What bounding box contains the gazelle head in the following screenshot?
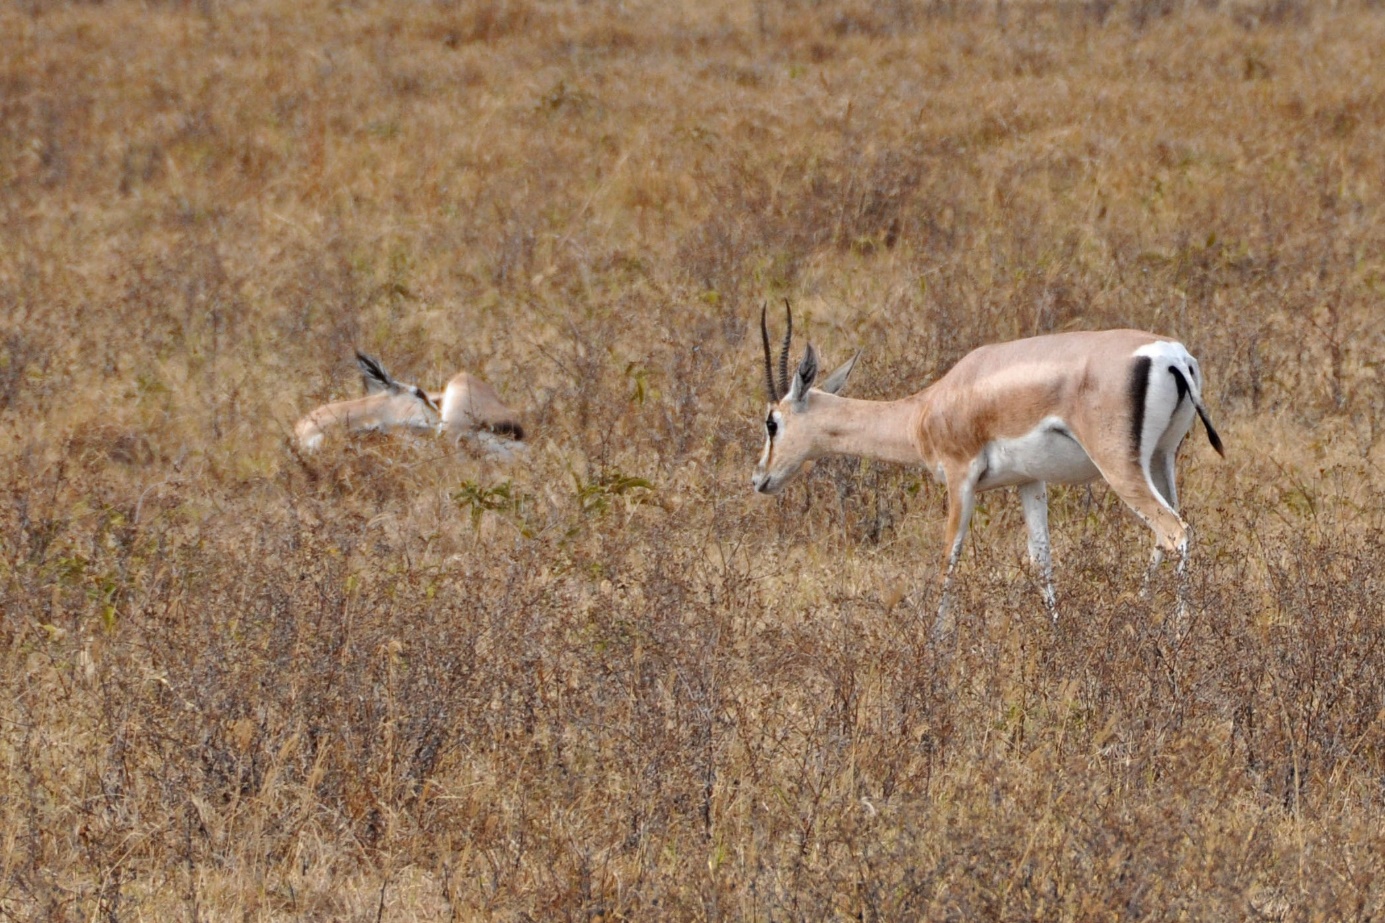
[295,352,445,453]
[355,351,442,432]
[751,302,858,495]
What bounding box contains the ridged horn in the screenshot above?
[760,302,778,402]
[777,300,793,401]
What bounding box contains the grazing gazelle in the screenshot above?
[438,370,526,459]
[294,352,441,452]
[751,304,1224,625]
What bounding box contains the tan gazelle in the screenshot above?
[438,370,526,460]
[751,304,1224,627]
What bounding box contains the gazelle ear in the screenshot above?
[356,351,396,395]
[819,350,860,395]
[786,344,818,407]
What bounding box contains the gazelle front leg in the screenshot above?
[1018,481,1058,623]
[934,461,982,639]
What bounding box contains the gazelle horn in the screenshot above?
[760,302,779,402]
[777,300,793,400]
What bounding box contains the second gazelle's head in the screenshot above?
[751,302,858,495]
[355,351,442,433]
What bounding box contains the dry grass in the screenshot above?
[3,0,1385,919]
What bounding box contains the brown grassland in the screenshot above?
[3,0,1385,918]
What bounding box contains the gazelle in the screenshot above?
[752,304,1224,626]
[294,352,441,452]
[438,371,526,460]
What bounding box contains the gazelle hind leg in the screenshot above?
[1149,446,1178,512]
[1096,453,1190,603]
[1018,481,1058,623]
[1114,472,1193,629]
[1141,545,1164,598]
[1171,526,1192,633]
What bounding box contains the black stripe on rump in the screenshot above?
[1128,355,1152,462]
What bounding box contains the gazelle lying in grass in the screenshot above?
[295,352,527,457]
[294,352,441,452]
[751,304,1224,627]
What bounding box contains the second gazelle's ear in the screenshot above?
[357,351,396,396]
[819,350,860,396]
[786,343,819,407]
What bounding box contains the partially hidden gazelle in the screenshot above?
[751,304,1224,627]
[438,371,526,460]
[294,352,442,452]
[295,352,527,457]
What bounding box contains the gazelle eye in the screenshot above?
[766,417,778,438]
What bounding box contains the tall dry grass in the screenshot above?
[2,0,1384,918]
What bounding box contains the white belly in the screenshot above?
[977,417,1100,490]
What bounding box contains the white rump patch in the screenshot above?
[1133,339,1194,368]
[1132,340,1200,511]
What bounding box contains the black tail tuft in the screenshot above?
[1168,364,1224,457]
[487,420,525,441]
[1197,404,1224,457]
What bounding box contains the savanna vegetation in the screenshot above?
[3,0,1384,918]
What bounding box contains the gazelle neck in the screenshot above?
[810,392,922,466]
